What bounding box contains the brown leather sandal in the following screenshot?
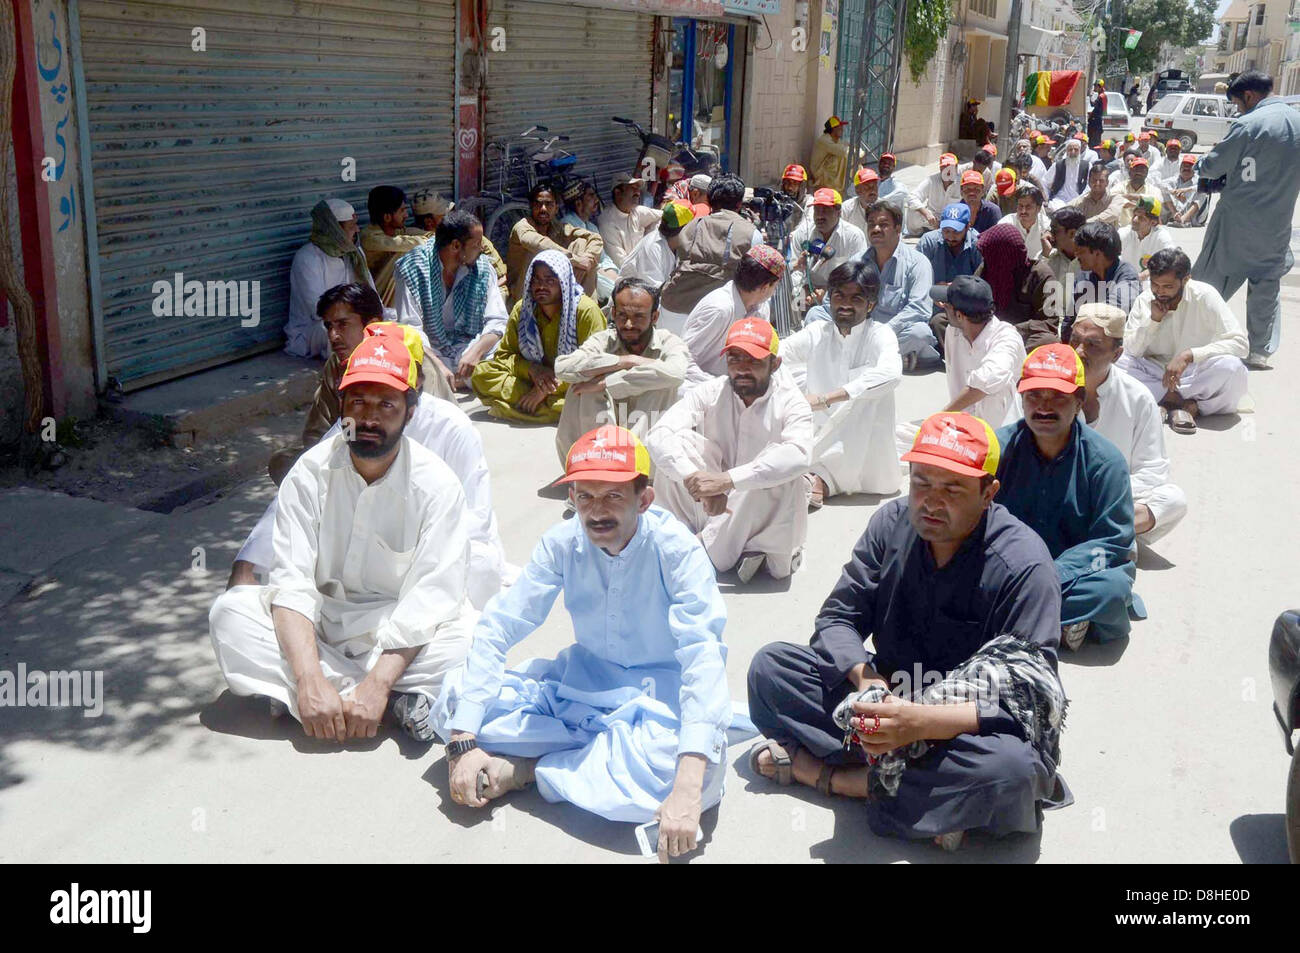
[749,739,798,785]
[815,762,837,797]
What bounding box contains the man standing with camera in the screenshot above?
[1191,70,1300,369]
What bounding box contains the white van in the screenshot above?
[1143,93,1238,151]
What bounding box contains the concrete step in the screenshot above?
[103,352,319,448]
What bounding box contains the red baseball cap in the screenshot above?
[1129,156,1149,168]
[811,187,843,206]
[782,164,808,182]
[901,413,1001,479]
[339,334,417,392]
[994,168,1018,195]
[960,170,984,187]
[854,167,880,185]
[939,152,958,168]
[1018,343,1086,394]
[981,143,998,155]
[722,317,779,360]
[881,152,896,162]
[553,425,651,485]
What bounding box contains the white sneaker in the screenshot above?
[736,552,765,584]
[1061,621,1090,651]
[1245,352,1271,370]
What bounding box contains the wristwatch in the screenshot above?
[446,737,478,758]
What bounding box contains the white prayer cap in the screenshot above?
[1075,303,1127,338]
[326,198,355,221]
[689,174,712,191]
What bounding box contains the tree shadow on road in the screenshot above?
[0,480,279,789]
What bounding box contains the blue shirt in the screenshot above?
[446,505,732,762]
[916,228,983,285]
[994,420,1134,594]
[855,241,933,329]
[972,200,1002,233]
[1073,257,1140,317]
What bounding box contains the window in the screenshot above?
[1193,97,1221,117]
[1180,97,1196,115]
[1255,3,1266,25]
[970,0,997,17]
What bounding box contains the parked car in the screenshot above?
[1144,92,1238,151]
[1148,69,1193,111]
[1102,92,1131,134]
[1268,609,1300,862]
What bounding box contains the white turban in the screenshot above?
[326,198,355,221]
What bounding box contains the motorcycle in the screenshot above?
[1268,610,1300,862]
[612,116,719,205]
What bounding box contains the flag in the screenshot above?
[1123,29,1142,51]
[1023,70,1084,107]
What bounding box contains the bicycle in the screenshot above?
[459,125,583,251]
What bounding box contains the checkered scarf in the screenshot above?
[517,250,582,364]
[832,635,1067,798]
[394,243,492,356]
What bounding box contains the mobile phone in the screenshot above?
[634,820,706,858]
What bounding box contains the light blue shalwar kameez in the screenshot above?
[1191,97,1300,356]
[434,505,752,823]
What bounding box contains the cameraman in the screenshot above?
[1191,70,1300,368]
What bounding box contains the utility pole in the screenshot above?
[998,0,1025,160]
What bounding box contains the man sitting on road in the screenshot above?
[434,426,742,862]
[560,180,619,306]
[1158,155,1211,228]
[934,275,1026,428]
[393,210,509,393]
[411,188,508,293]
[1116,248,1249,436]
[995,344,1138,649]
[999,183,1051,259]
[1070,304,1187,547]
[231,321,511,609]
[619,201,694,288]
[917,203,982,289]
[360,185,432,306]
[681,246,784,381]
[960,169,1002,233]
[841,167,882,233]
[598,174,662,270]
[1066,162,1124,227]
[506,183,604,306]
[854,201,937,371]
[906,152,961,237]
[790,188,868,323]
[781,262,902,506]
[1119,197,1177,285]
[471,250,607,424]
[1114,156,1161,228]
[555,277,690,464]
[1046,138,1089,208]
[746,412,1069,850]
[1068,221,1141,341]
[287,199,374,359]
[210,334,479,742]
[647,318,813,584]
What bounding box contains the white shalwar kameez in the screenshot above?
[235,393,510,609]
[618,229,677,286]
[1086,364,1187,545]
[287,243,372,359]
[1117,280,1249,417]
[210,434,479,720]
[646,373,813,577]
[680,281,771,382]
[943,316,1028,427]
[780,318,902,495]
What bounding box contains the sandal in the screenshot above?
[1169,408,1197,434]
[806,473,825,511]
[815,762,837,797]
[749,739,798,786]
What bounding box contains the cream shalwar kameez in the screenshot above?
[646,373,813,578]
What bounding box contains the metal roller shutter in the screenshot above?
[75,0,456,390]
[482,0,653,201]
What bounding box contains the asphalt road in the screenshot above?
[0,150,1297,864]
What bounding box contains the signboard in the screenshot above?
[722,0,781,14]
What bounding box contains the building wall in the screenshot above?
[893,23,963,164]
[2,140,24,447]
[743,0,834,184]
[27,0,96,416]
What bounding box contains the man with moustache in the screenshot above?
[917,203,982,287]
[506,183,604,305]
[266,282,385,486]
[209,334,479,742]
[933,275,1026,427]
[841,167,882,233]
[958,169,1002,234]
[995,344,1138,649]
[789,188,868,322]
[434,426,741,863]
[746,412,1069,849]
[228,321,511,610]
[1070,304,1187,546]
[780,262,902,506]
[647,318,814,583]
[1068,222,1140,341]
[1116,248,1248,435]
[906,153,962,236]
[855,202,937,371]
[1066,162,1124,227]
[554,277,690,463]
